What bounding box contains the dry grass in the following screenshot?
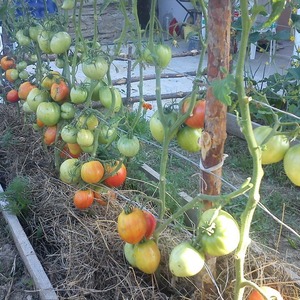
[0,104,299,299]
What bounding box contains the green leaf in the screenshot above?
[211,74,235,106]
[291,13,300,33]
[262,0,286,29]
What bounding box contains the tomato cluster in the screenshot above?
[118,207,160,274]
[149,96,205,153]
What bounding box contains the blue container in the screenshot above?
[15,0,57,18]
[188,35,200,51]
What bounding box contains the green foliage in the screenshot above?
[2,176,32,217]
[211,73,235,106]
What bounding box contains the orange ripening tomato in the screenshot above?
[0,56,15,70]
[67,143,82,158]
[117,207,147,244]
[6,89,19,103]
[73,189,94,210]
[18,81,36,100]
[248,286,283,300]
[43,126,57,145]
[81,160,105,184]
[5,68,18,82]
[36,118,45,128]
[50,80,69,102]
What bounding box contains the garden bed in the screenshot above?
[0,104,299,299]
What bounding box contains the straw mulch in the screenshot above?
[0,103,299,299]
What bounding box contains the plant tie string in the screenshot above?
[199,154,228,173]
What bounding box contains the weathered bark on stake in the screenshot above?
[200,0,231,297]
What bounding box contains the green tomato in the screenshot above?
[169,242,205,277]
[61,0,75,10]
[99,86,122,112]
[29,24,43,41]
[149,110,178,143]
[60,102,76,120]
[50,31,72,54]
[253,126,290,165]
[177,126,202,152]
[283,143,300,186]
[59,158,81,184]
[55,57,65,69]
[80,144,94,154]
[98,123,118,144]
[70,86,88,104]
[26,88,50,112]
[16,61,27,71]
[117,135,140,157]
[36,102,61,126]
[37,30,53,54]
[19,70,29,80]
[77,129,94,147]
[16,30,31,46]
[124,243,137,267]
[155,44,172,68]
[61,124,78,144]
[199,209,240,257]
[22,101,34,113]
[82,56,108,80]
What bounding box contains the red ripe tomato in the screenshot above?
[50,80,69,102]
[182,98,206,129]
[117,207,147,244]
[248,286,283,300]
[81,160,105,184]
[6,89,19,103]
[43,126,57,145]
[143,211,157,239]
[18,81,36,100]
[104,162,127,187]
[73,189,94,210]
[0,56,15,70]
[133,239,161,274]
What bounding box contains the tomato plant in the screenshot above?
[6,89,19,103]
[93,186,113,206]
[59,158,81,184]
[253,126,289,165]
[117,207,147,244]
[133,239,161,274]
[51,80,70,102]
[50,31,72,54]
[18,82,36,100]
[76,114,99,130]
[181,98,206,128]
[248,286,283,300]
[199,209,240,257]
[169,242,205,277]
[37,30,53,54]
[36,102,61,126]
[177,126,202,152]
[76,129,94,147]
[43,126,57,146]
[149,110,178,143]
[16,29,31,46]
[0,56,15,70]
[104,162,127,187]
[117,135,140,157]
[16,61,27,71]
[81,160,105,184]
[61,0,75,10]
[82,56,108,80]
[283,143,300,186]
[73,189,94,210]
[67,143,82,158]
[143,44,172,68]
[143,211,156,239]
[29,24,42,41]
